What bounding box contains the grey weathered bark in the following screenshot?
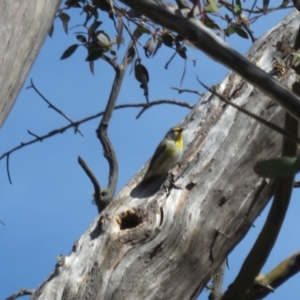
[0,0,61,129]
[30,9,300,300]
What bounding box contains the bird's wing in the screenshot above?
[147,142,167,170]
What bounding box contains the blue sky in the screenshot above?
[0,2,298,299]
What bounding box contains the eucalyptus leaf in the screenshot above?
[60,44,79,60]
[254,157,300,179]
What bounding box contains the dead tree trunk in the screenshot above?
[30,10,300,300]
[0,0,61,128]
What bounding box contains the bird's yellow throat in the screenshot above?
[175,131,183,150]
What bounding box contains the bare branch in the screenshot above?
[27,79,84,136]
[95,30,145,210]
[95,62,125,209]
[119,0,300,121]
[101,53,119,71]
[198,80,300,145]
[171,86,203,97]
[6,154,12,184]
[135,99,193,119]
[78,156,102,213]
[28,130,42,140]
[0,100,192,184]
[222,24,300,300]
[248,250,300,299]
[5,288,34,300]
[222,120,297,300]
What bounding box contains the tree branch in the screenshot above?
[95,30,146,210]
[171,86,203,97]
[197,80,300,145]
[78,156,102,213]
[6,154,12,184]
[27,79,84,136]
[119,0,300,121]
[222,23,300,300]
[0,100,192,183]
[135,99,193,118]
[249,250,300,299]
[5,288,34,300]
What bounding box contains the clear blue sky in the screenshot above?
[0,2,298,299]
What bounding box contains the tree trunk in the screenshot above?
[0,0,61,129]
[30,10,300,300]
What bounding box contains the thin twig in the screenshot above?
[171,86,203,97]
[135,99,193,119]
[119,0,300,122]
[0,100,192,184]
[165,51,177,69]
[5,288,34,300]
[78,156,102,213]
[27,79,84,136]
[28,130,41,140]
[6,154,12,184]
[197,79,300,145]
[101,53,119,71]
[248,249,300,299]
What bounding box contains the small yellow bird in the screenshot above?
[143,126,184,182]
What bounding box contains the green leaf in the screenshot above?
[96,0,111,12]
[234,0,242,15]
[225,26,235,37]
[48,23,54,37]
[177,47,187,59]
[59,12,70,34]
[274,55,286,67]
[85,49,103,61]
[89,20,102,36]
[254,157,300,179]
[203,14,221,30]
[134,60,150,102]
[208,0,218,13]
[110,49,117,56]
[135,62,149,83]
[161,31,174,47]
[60,44,79,60]
[89,60,95,75]
[65,0,81,8]
[231,24,249,39]
[76,35,87,43]
[134,27,151,36]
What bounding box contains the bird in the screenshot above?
[142,126,184,182]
